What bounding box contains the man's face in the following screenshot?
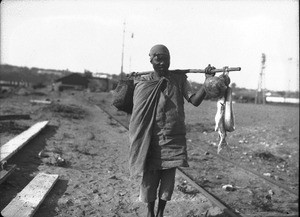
[151,54,170,74]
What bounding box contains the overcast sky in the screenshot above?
[1,0,299,91]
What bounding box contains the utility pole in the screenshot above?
[286,57,293,98]
[129,33,134,73]
[255,53,266,104]
[120,21,126,79]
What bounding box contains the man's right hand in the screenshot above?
[204,64,216,79]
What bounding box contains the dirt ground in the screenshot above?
[0,89,228,217]
[0,87,298,216]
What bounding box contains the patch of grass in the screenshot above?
[251,190,274,212]
[185,210,203,217]
[45,103,87,119]
[107,116,119,127]
[253,151,285,163]
[73,142,98,156]
[100,99,106,104]
[186,123,215,133]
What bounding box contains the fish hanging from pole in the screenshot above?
[214,86,235,153]
[204,68,235,153]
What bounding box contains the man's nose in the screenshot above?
[159,60,166,65]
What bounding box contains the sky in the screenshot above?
[0,0,299,91]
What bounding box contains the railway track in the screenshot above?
[92,101,298,217]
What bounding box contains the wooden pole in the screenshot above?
[120,21,126,79]
[128,67,241,77]
[255,53,266,104]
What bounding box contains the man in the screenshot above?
[129,44,215,217]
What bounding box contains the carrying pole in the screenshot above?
[128,67,241,77]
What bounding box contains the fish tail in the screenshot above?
[217,137,227,154]
[214,124,218,132]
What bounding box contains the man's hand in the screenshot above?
[204,64,216,79]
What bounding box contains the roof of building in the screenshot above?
[55,73,88,86]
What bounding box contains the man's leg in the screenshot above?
[157,168,176,217]
[140,170,160,217]
[147,201,155,217]
[156,199,166,217]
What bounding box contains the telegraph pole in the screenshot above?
[255,53,266,104]
[129,33,134,73]
[286,57,293,97]
[120,21,126,79]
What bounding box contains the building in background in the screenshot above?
[55,73,89,91]
[54,72,117,92]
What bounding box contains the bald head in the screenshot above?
[149,44,170,61]
[149,44,170,74]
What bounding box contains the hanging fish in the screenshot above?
[224,87,235,132]
[215,86,235,153]
[215,96,227,154]
[204,68,236,153]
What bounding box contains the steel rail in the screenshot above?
[177,168,244,217]
[94,104,129,130]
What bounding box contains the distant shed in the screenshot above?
[88,77,117,92]
[55,73,88,91]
